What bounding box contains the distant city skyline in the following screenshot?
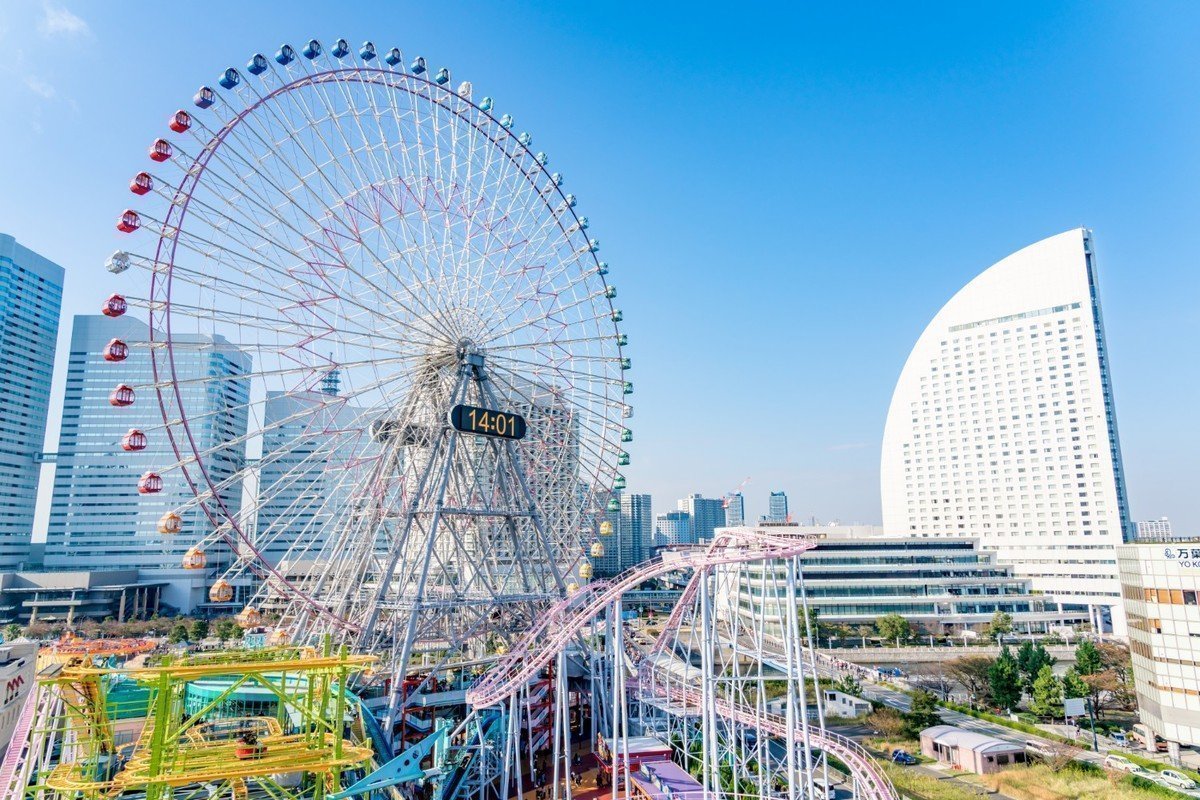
[0,3,1195,534]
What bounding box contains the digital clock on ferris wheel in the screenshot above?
[449,404,527,441]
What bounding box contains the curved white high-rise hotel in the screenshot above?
[881,229,1132,635]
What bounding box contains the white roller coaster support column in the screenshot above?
[698,570,714,796]
[555,646,571,800]
[615,598,630,800]
[465,531,900,800]
[0,684,39,800]
[502,693,516,800]
[786,558,817,800]
[797,559,832,794]
[782,561,804,800]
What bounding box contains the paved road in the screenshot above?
[853,676,1109,768]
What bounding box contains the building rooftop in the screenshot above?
[922,725,1023,754]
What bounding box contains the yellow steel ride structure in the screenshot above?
[32,646,376,800]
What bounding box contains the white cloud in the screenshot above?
[38,3,90,37]
[23,75,55,99]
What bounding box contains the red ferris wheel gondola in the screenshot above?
[121,429,147,452]
[130,172,154,195]
[137,472,163,494]
[148,138,173,162]
[169,110,191,133]
[116,210,140,234]
[102,294,128,318]
[109,384,135,407]
[103,339,128,362]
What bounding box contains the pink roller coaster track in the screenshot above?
[466,530,899,800]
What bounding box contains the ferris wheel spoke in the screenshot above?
[155,388,386,488]
[189,92,464,346]
[289,62,442,315]
[237,74,472,344]
[484,364,621,465]
[482,286,615,347]
[485,352,624,390]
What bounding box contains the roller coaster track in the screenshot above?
[466,530,814,708]
[466,531,899,800]
[0,680,61,800]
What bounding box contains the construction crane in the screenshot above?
[722,477,751,508]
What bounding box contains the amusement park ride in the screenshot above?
[1,38,898,800]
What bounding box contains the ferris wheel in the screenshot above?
[103,38,631,668]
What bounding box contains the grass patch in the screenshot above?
[980,762,1182,800]
[880,762,985,800]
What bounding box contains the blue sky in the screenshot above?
[1,2,1197,531]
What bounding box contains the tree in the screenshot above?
[189,618,210,642]
[1037,740,1082,773]
[1017,641,1056,695]
[833,674,862,697]
[876,614,912,646]
[1074,640,1103,675]
[1062,667,1089,700]
[1030,665,1064,717]
[3,624,20,641]
[215,619,240,642]
[903,689,943,737]
[168,624,189,644]
[1096,642,1136,711]
[988,646,1022,711]
[910,665,954,701]
[987,611,1014,641]
[865,707,907,738]
[946,655,995,708]
[805,606,826,643]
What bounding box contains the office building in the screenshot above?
[0,640,36,756]
[255,383,373,566]
[0,234,63,568]
[1118,542,1200,749]
[678,494,726,544]
[1135,518,1175,540]
[880,229,1132,635]
[45,315,249,612]
[722,524,1081,636]
[724,493,745,528]
[0,570,165,626]
[595,492,654,576]
[764,491,789,523]
[655,511,692,547]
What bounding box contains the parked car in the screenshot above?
[1104,754,1139,773]
[1158,770,1199,791]
[891,750,918,765]
[1109,730,1128,746]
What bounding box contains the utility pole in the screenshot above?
[1086,698,1099,752]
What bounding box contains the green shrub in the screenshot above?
[938,700,1086,748]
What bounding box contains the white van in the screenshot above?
[1159,770,1198,791]
[1104,754,1137,773]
